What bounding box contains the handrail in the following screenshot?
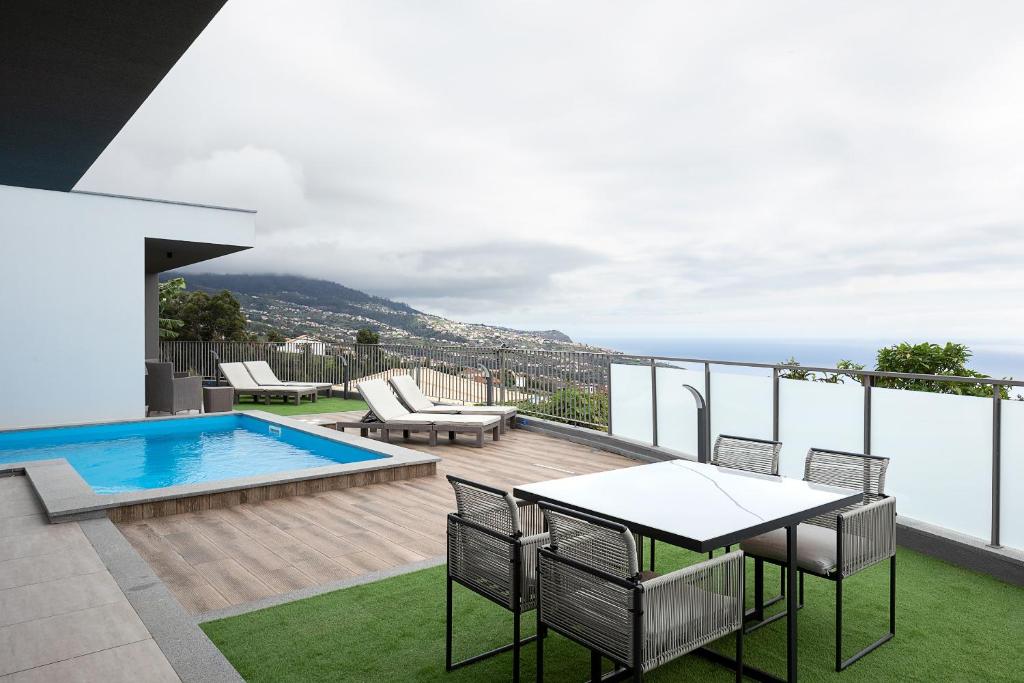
[612,354,1023,387]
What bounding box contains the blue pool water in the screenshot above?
[0,414,386,494]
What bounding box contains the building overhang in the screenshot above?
[0,0,229,191]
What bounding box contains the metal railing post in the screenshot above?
[342,358,350,400]
[863,374,873,455]
[991,384,1002,548]
[650,357,659,447]
[606,355,614,435]
[772,367,780,441]
[704,362,712,447]
[498,349,506,405]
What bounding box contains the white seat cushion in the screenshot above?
[740,523,838,575]
[414,405,517,417]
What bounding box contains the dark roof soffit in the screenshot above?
[0,0,228,191]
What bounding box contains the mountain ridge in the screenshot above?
[162,272,584,348]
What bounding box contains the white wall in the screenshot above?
[0,185,254,429]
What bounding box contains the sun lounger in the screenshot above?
[388,374,517,432]
[243,360,333,397]
[332,379,501,448]
[219,362,318,405]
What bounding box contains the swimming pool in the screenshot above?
[0,414,387,494]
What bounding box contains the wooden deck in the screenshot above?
[118,422,635,615]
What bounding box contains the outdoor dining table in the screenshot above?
[513,459,862,683]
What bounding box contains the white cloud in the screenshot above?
[78,0,1024,342]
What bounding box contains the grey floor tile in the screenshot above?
[0,523,90,563]
[0,639,180,683]
[0,601,151,676]
[0,546,105,591]
[0,515,47,539]
[0,571,124,628]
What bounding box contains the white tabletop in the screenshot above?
[514,459,861,551]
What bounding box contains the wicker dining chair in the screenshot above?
[445,476,548,681]
[536,503,745,682]
[741,448,896,671]
[707,434,788,613]
[711,434,782,476]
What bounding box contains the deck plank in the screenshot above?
[119,426,635,614]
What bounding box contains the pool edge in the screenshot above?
[0,410,440,523]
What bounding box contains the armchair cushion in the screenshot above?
[740,523,838,575]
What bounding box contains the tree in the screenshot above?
[874,342,1006,398]
[355,328,380,345]
[779,342,1006,397]
[163,288,249,342]
[266,329,286,343]
[158,277,186,339]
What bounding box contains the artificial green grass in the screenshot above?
[202,545,1024,682]
[232,397,368,416]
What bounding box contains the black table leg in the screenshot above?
[786,524,798,682]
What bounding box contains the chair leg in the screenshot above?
[835,578,843,672]
[513,610,521,682]
[836,555,897,671]
[649,539,656,572]
[590,651,601,682]
[536,623,546,682]
[445,576,454,671]
[476,431,484,448]
[753,558,765,621]
[890,554,897,635]
[493,426,500,441]
[735,623,744,682]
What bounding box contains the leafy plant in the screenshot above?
[778,356,815,381]
[512,386,608,428]
[874,342,1007,398]
[158,277,186,339]
[818,359,866,384]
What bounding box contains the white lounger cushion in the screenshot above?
[386,413,501,427]
[389,374,436,412]
[244,361,331,390]
[359,379,500,427]
[389,375,516,416]
[219,362,262,390]
[219,363,312,394]
[414,405,516,417]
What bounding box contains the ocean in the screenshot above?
[583,337,1024,380]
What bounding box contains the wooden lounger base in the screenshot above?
[332,421,500,448]
[235,390,319,405]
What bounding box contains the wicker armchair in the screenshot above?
[537,503,744,682]
[741,448,896,671]
[445,476,548,681]
[145,361,202,415]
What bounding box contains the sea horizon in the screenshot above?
[582,336,1024,380]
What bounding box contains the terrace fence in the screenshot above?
[161,340,1023,553]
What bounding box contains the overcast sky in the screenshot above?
[78,1,1024,343]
